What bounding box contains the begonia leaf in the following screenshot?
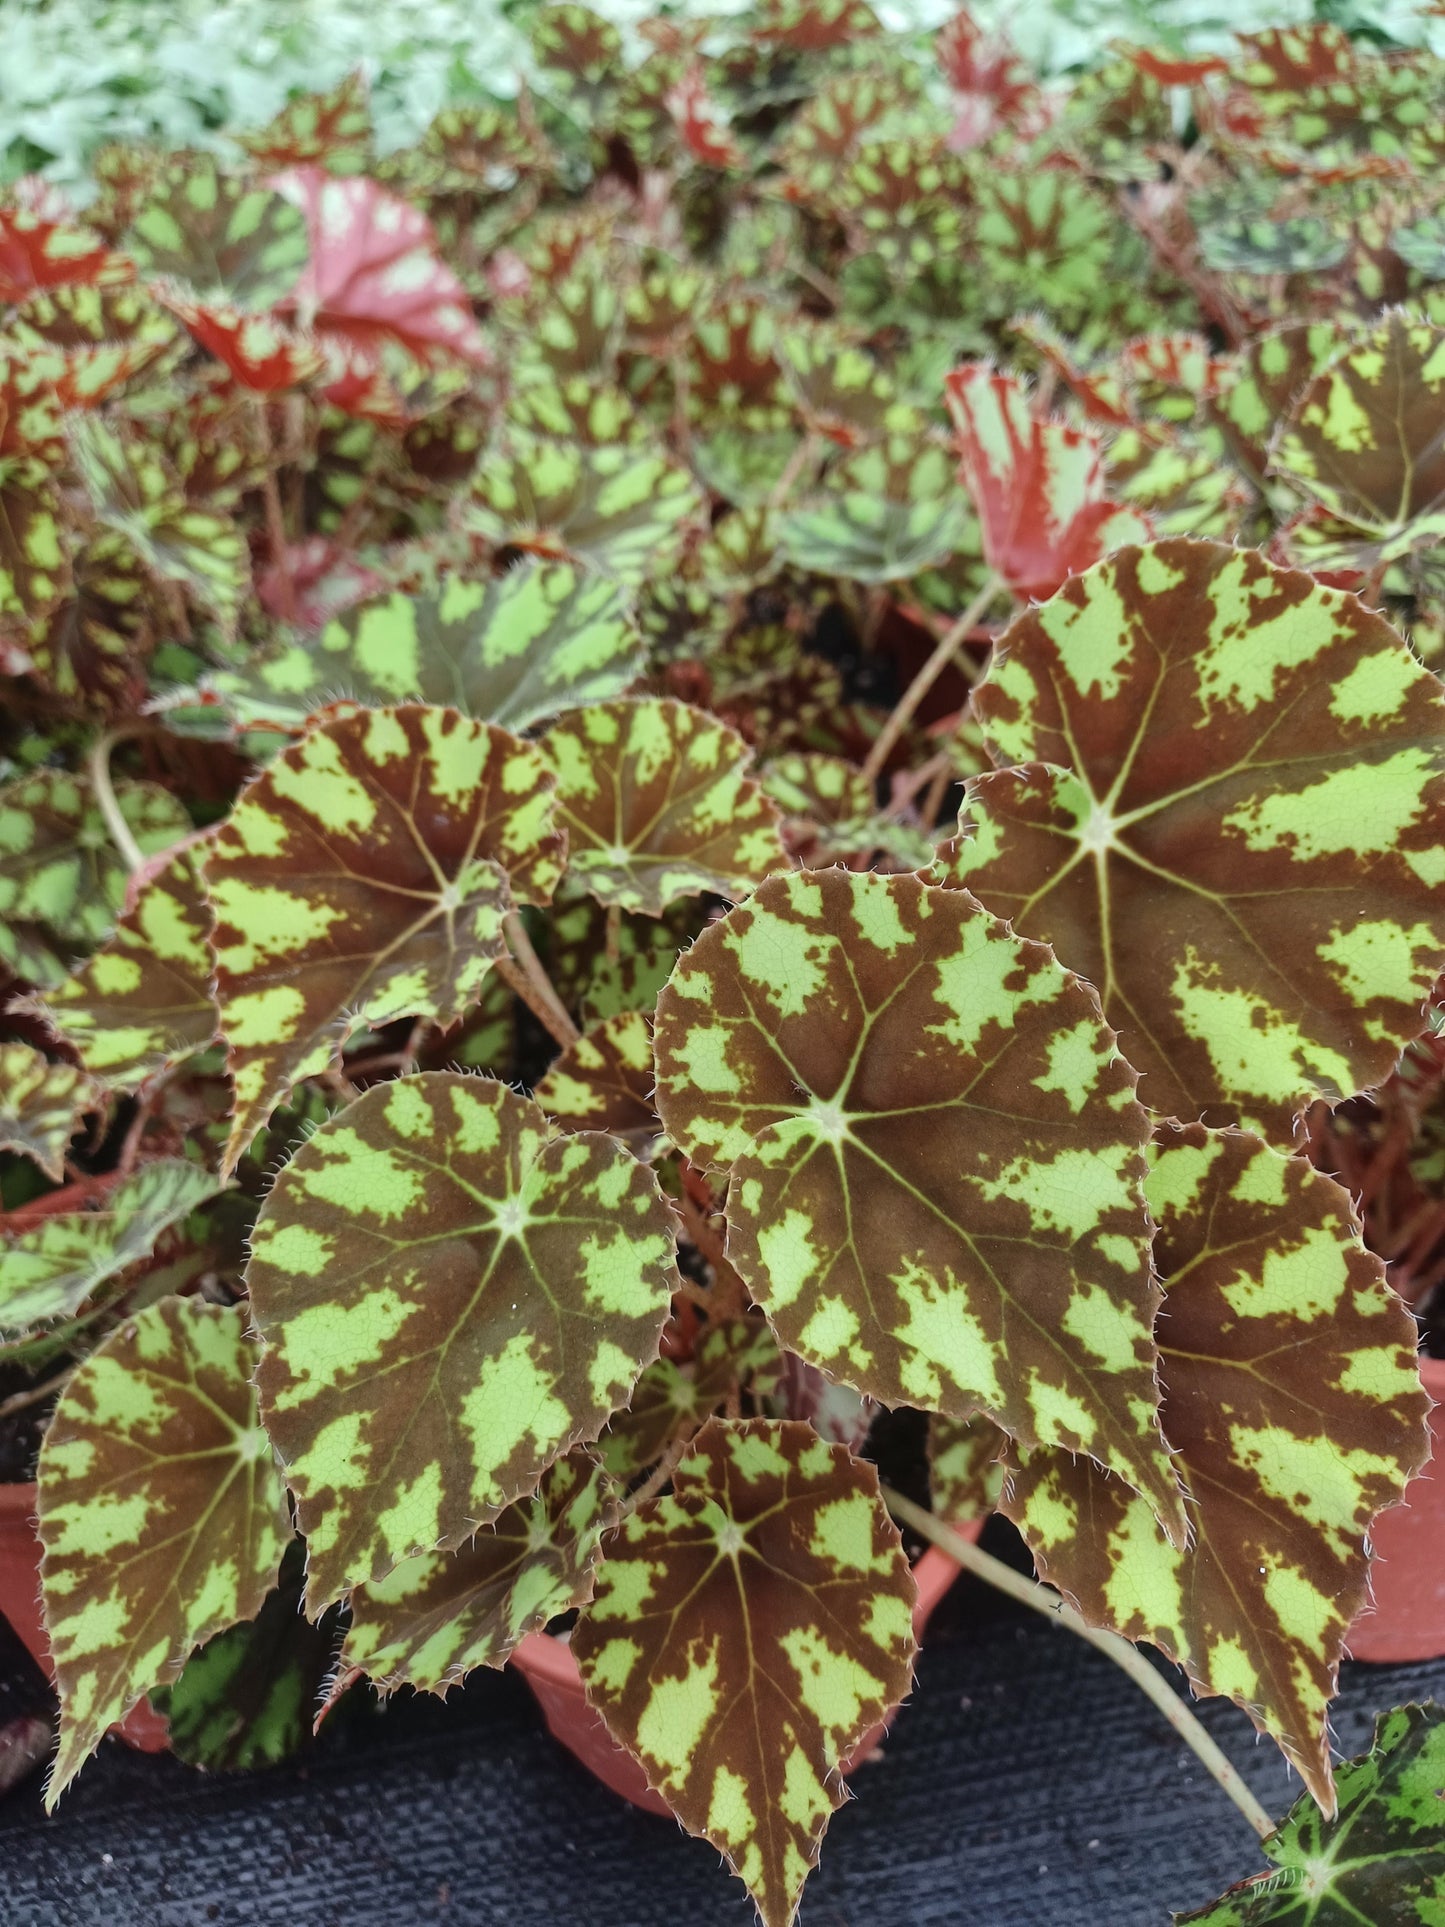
[23,533,152,713]
[754,1349,874,1454]
[944,365,1151,600]
[532,4,625,125]
[0,1158,225,1339]
[160,300,326,393]
[652,868,1184,1535]
[152,1539,342,1772]
[545,886,703,1026]
[833,138,968,267]
[69,418,247,624]
[245,1071,678,1602]
[337,1450,615,1696]
[32,845,217,1088]
[238,74,373,174]
[0,209,130,305]
[212,563,643,735]
[778,432,973,583]
[543,697,787,916]
[124,155,310,307]
[533,1009,658,1142]
[763,752,933,873]
[597,1319,777,1481]
[37,1296,290,1806]
[573,1418,916,1927]
[206,703,564,1172]
[467,430,706,586]
[936,11,1041,152]
[951,539,1445,1136]
[0,768,190,989]
[1212,321,1342,483]
[1176,1701,1445,1926]
[929,1412,1006,1522]
[1003,1125,1428,1811]
[0,1043,95,1181]
[274,166,488,370]
[1270,312,1445,571]
[9,285,180,409]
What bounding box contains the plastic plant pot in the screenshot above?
[1346,1352,1445,1663]
[509,1519,983,1815]
[0,1482,170,1754]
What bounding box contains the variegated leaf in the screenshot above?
[337,1450,615,1695]
[152,1538,342,1772]
[1270,312,1445,571]
[245,1072,678,1603]
[929,1413,1006,1523]
[31,846,216,1088]
[124,154,310,306]
[544,698,787,916]
[574,1418,917,1927]
[778,433,973,583]
[597,1318,777,1481]
[0,1043,95,1181]
[532,1009,658,1142]
[0,769,190,989]
[653,868,1184,1535]
[211,563,644,736]
[945,365,1151,600]
[466,431,706,585]
[0,1159,225,1338]
[953,539,1445,1136]
[37,1296,290,1805]
[1003,1125,1428,1812]
[205,704,564,1172]
[1176,1702,1445,1925]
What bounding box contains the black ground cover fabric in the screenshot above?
[4,1518,1444,1927]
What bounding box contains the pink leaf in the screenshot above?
[271,166,489,370]
[945,364,1151,600]
[936,12,1048,152]
[257,536,383,629]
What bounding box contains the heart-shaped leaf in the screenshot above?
[1176,1702,1445,1925]
[653,867,1184,1535]
[245,1071,677,1602]
[37,1296,290,1806]
[337,1449,615,1695]
[544,698,787,915]
[212,563,644,735]
[206,703,563,1170]
[574,1418,917,1927]
[31,845,216,1088]
[1003,1125,1428,1811]
[0,768,190,989]
[0,1043,95,1181]
[952,539,1445,1135]
[0,1159,226,1339]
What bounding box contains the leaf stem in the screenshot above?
[881,1488,1277,1844]
[861,573,1003,787]
[87,727,147,874]
[499,912,579,1048]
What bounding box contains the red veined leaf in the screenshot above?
[666,64,747,170]
[238,73,373,174]
[935,11,1044,152]
[160,297,327,393]
[944,364,1151,598]
[0,210,131,306]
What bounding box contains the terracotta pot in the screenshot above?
[510,1521,982,1815]
[1346,1353,1445,1663]
[0,1482,169,1753]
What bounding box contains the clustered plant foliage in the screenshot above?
[4,5,1445,1922]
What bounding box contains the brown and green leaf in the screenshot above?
[653,867,1184,1535]
[1003,1125,1428,1812]
[245,1072,677,1603]
[953,538,1445,1136]
[0,1043,96,1180]
[37,1296,291,1805]
[205,703,564,1170]
[574,1418,917,1927]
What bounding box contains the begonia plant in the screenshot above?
[2,8,1445,1923]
